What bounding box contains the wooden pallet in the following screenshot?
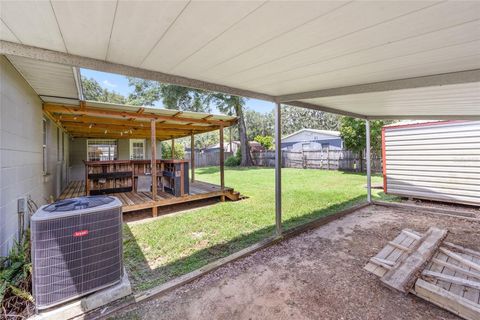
[365,228,480,320]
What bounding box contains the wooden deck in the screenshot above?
[58,180,239,213]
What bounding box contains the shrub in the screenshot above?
[225,155,241,167]
[0,230,34,318]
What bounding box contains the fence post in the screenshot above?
[327,149,330,170]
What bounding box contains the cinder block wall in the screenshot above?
[0,56,67,256]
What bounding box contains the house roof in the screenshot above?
[43,100,236,141]
[282,129,340,141]
[1,1,479,119]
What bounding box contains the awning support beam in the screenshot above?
[365,120,372,203]
[275,102,282,236]
[1,40,274,102]
[219,126,225,202]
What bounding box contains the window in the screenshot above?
[130,139,145,160]
[42,118,48,174]
[87,139,118,161]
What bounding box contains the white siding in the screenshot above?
[1,56,67,256]
[384,121,480,206]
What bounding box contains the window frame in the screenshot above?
[129,139,146,160]
[87,139,118,161]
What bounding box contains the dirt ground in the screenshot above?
[111,205,480,320]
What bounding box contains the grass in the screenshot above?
[123,167,393,291]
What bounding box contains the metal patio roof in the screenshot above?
[1,1,479,119]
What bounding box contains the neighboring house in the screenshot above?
[281,129,343,151]
[205,141,265,153]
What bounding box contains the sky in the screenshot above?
[81,68,274,114]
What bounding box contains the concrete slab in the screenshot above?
[31,269,132,320]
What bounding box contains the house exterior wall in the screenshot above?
[281,130,343,151]
[383,121,480,206]
[69,138,162,181]
[1,56,68,256]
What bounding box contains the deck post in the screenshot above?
[275,102,282,236]
[190,132,195,182]
[171,138,175,159]
[219,125,225,202]
[229,126,233,154]
[366,120,372,203]
[151,119,158,217]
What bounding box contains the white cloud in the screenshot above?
[102,80,117,88]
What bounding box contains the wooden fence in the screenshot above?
[252,149,382,172]
[185,151,233,168]
[185,149,382,172]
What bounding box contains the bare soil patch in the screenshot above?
[111,204,479,320]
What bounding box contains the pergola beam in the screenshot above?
[71,132,192,140]
[1,40,274,102]
[44,103,235,126]
[61,122,211,135]
[277,69,480,102]
[55,114,216,131]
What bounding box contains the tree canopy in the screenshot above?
[82,77,126,104]
[339,117,389,155]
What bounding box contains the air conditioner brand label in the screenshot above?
[73,230,89,237]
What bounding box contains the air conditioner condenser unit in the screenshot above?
[31,196,123,310]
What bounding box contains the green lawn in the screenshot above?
[123,167,391,291]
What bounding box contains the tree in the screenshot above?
[281,105,341,135]
[82,77,126,104]
[126,78,161,106]
[244,110,274,140]
[207,94,253,166]
[339,117,389,170]
[254,135,274,150]
[161,141,185,160]
[160,84,210,112]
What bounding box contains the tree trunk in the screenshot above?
[235,103,253,166]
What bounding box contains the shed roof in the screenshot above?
[44,101,236,141]
[1,1,479,119]
[282,129,340,141]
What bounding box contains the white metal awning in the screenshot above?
[1,1,479,119]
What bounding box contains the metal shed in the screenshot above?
[382,121,480,206]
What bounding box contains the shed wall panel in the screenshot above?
[383,121,480,206]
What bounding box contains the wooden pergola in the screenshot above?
[44,100,237,215]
